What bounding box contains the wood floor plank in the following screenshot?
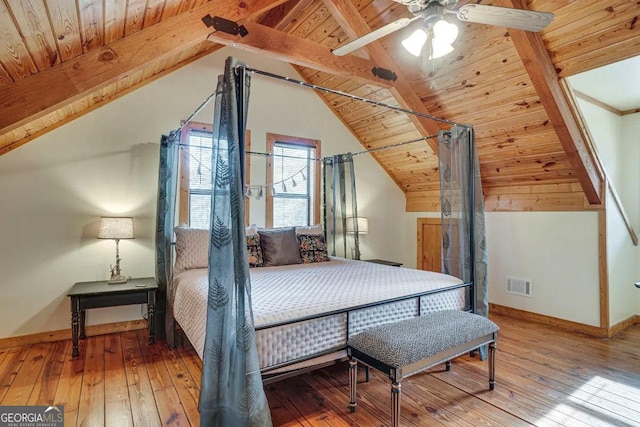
[104,334,134,427]
[497,349,640,418]
[53,340,86,415]
[153,386,191,426]
[136,329,173,392]
[265,391,306,427]
[1,343,52,405]
[122,331,162,427]
[176,346,202,390]
[0,346,30,403]
[76,335,106,427]
[1,315,640,426]
[27,340,67,406]
[159,344,200,426]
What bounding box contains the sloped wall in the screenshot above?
[0,47,405,339]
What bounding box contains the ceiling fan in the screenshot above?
[332,0,554,58]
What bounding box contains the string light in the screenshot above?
[185,148,311,200]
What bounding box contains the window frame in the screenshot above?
[178,122,251,227]
[266,133,321,228]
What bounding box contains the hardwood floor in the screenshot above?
[1,314,640,426]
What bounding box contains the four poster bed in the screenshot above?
[154,57,488,423]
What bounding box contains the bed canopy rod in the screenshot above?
[238,66,461,128]
[179,133,439,161]
[171,63,463,136]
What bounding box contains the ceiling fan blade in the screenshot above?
[456,4,553,32]
[332,17,418,56]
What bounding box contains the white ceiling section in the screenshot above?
[569,55,640,111]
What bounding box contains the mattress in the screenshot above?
[172,257,466,370]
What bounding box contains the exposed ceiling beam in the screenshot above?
[497,0,603,204]
[206,22,395,88]
[259,0,314,30]
[0,0,287,137]
[322,0,441,153]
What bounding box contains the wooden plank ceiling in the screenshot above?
[1,0,639,211]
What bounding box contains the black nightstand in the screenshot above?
[363,259,403,267]
[67,277,157,357]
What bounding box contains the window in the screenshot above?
[266,133,320,228]
[179,122,250,228]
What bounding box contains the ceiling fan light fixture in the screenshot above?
[402,28,428,56]
[430,41,454,59]
[432,19,459,45]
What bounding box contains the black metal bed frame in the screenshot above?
[256,280,473,382]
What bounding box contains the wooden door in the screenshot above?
[417,218,442,272]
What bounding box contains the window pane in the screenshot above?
[189,132,213,191]
[273,198,310,228]
[190,194,211,229]
[272,141,316,227]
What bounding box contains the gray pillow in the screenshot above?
[259,227,302,267]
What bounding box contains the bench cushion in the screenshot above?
[347,310,498,368]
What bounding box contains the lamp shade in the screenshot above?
[97,217,135,239]
[401,28,428,56]
[346,217,369,235]
[433,19,458,45]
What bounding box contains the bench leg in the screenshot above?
[489,341,496,390]
[349,358,358,413]
[391,381,401,427]
[445,360,451,371]
[365,365,370,382]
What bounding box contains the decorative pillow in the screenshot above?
[246,233,264,267]
[297,234,330,263]
[259,227,302,267]
[174,226,209,274]
[295,224,324,235]
[246,224,259,236]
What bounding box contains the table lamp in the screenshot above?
[98,217,135,284]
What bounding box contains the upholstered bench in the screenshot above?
[347,310,499,427]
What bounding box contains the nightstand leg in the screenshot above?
[148,288,156,344]
[148,303,155,344]
[79,310,86,339]
[71,304,80,357]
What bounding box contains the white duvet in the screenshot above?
[172,257,465,369]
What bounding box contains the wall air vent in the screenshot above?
[506,276,532,297]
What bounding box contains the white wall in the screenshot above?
[404,211,601,325]
[575,99,623,188]
[486,212,600,326]
[621,113,640,231]
[606,195,638,324]
[575,99,640,323]
[0,47,405,339]
[620,113,640,314]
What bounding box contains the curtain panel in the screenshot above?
[323,153,361,260]
[155,131,180,343]
[438,125,489,359]
[198,57,272,426]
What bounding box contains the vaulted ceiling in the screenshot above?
[1,0,639,211]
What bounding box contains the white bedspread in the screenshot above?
[173,257,465,368]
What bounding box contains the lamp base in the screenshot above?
[108,274,128,285]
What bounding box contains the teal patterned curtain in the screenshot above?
[323,154,361,259]
[199,57,272,426]
[438,125,488,359]
[155,131,180,343]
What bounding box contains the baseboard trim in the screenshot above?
[0,319,147,349]
[607,315,639,338]
[490,304,640,338]
[489,303,607,337]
